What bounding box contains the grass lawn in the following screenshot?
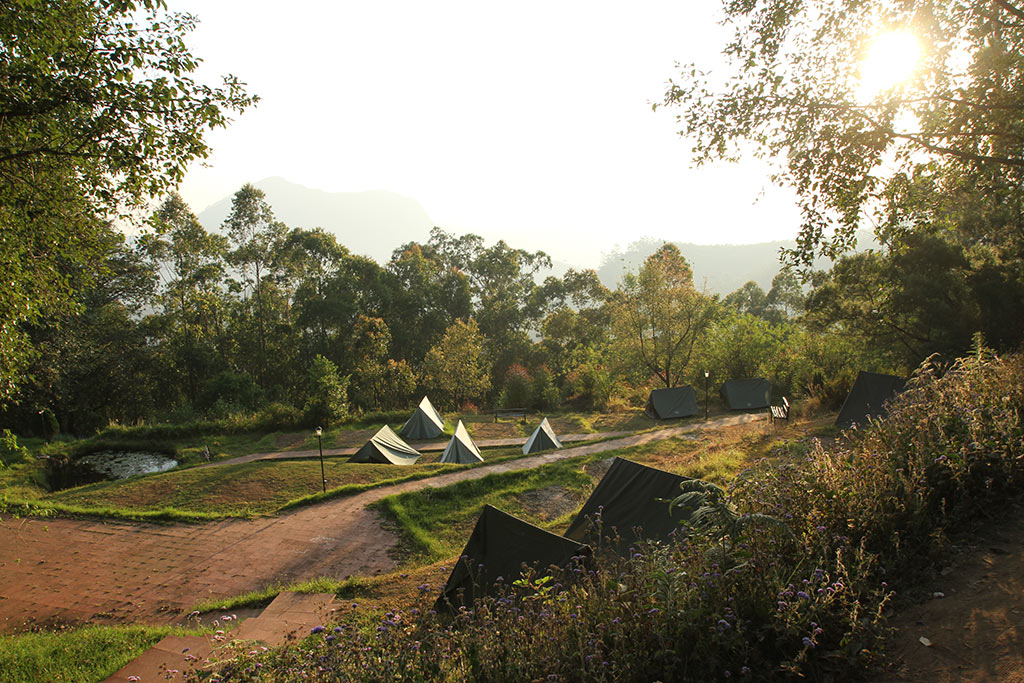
[0,624,206,683]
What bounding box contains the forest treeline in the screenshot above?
[5,181,1015,437]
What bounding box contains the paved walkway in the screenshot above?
[0,414,762,634]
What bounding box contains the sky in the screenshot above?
[171,0,803,265]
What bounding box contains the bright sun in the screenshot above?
[858,30,921,98]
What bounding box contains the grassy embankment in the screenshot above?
[0,411,656,523]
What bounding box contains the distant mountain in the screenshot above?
[197,177,434,263]
[596,233,877,296]
[197,177,871,297]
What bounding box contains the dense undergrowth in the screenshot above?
[184,351,1024,681]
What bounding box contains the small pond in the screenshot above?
[48,450,179,490]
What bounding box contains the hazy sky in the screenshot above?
[171,0,802,264]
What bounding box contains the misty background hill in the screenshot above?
[199,177,867,297]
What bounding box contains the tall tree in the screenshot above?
[610,244,717,388]
[420,318,491,410]
[143,193,229,405]
[223,184,286,386]
[660,0,1024,268]
[0,0,254,403]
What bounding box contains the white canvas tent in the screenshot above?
[350,425,422,465]
[400,396,446,440]
[523,417,562,455]
[440,420,484,464]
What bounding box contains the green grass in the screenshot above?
[0,624,206,683]
[190,576,370,614]
[2,446,527,522]
[374,421,810,567]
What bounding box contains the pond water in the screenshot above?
[76,450,179,480]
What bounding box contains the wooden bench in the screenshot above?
[494,408,528,424]
[770,396,790,423]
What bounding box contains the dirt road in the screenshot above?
[0,414,761,634]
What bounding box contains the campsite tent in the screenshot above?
[564,457,689,554]
[720,378,772,411]
[440,420,484,464]
[349,425,421,465]
[434,505,590,612]
[522,417,562,455]
[399,396,445,440]
[835,371,906,428]
[645,386,698,419]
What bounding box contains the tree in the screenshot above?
[420,318,491,410]
[660,0,1024,268]
[0,0,254,403]
[610,244,716,388]
[143,193,229,406]
[223,184,287,386]
[304,355,349,428]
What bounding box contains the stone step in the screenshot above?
[103,592,336,681]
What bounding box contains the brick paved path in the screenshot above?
[0,414,762,634]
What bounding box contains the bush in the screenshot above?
[498,364,533,409]
[197,371,264,417]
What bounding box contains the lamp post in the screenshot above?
[316,426,326,493]
[704,370,710,421]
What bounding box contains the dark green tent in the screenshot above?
[434,505,590,612]
[399,396,445,440]
[720,378,772,410]
[349,425,421,465]
[835,371,906,428]
[563,457,689,554]
[522,417,562,454]
[645,386,698,419]
[440,420,484,464]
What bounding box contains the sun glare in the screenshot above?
[859,30,921,99]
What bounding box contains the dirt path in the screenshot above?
[874,505,1024,682]
[0,414,761,634]
[199,431,632,468]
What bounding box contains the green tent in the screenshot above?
[564,457,689,554]
[835,371,906,428]
[720,378,772,410]
[440,420,484,464]
[399,396,446,440]
[645,386,698,419]
[522,417,562,454]
[349,425,421,465]
[434,505,590,612]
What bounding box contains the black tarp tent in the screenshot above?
[399,396,446,440]
[835,371,906,428]
[440,420,484,464]
[349,425,421,465]
[434,505,590,612]
[720,378,772,410]
[645,386,698,419]
[522,417,562,455]
[564,457,688,554]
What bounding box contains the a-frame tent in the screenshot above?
[349,425,421,465]
[522,417,562,455]
[440,420,484,464]
[434,505,590,612]
[645,386,698,419]
[563,457,689,555]
[720,378,772,410]
[835,371,906,429]
[399,396,446,440]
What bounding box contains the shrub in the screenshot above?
[304,355,350,429]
